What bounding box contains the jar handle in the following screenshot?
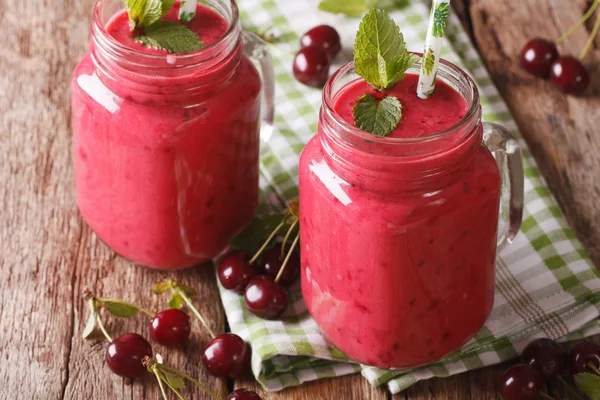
[482,122,524,250]
[242,30,275,142]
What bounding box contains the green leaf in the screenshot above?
[229,213,289,254]
[162,370,186,389]
[176,283,196,299]
[354,9,418,91]
[152,281,172,294]
[134,21,204,53]
[432,2,449,38]
[353,94,402,136]
[99,299,139,318]
[422,48,435,75]
[318,0,409,17]
[161,0,175,15]
[169,292,184,309]
[124,0,164,30]
[574,372,600,400]
[82,312,96,339]
[289,200,299,218]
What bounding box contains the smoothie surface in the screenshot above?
[106,3,229,54]
[334,74,469,139]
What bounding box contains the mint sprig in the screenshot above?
[353,94,402,136]
[123,0,204,54]
[135,21,204,53]
[318,0,409,17]
[352,9,418,136]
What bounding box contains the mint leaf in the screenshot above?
[422,48,435,75]
[124,0,164,30]
[354,9,419,91]
[318,0,409,17]
[161,0,175,15]
[432,2,449,37]
[353,94,402,136]
[574,372,600,400]
[135,21,204,53]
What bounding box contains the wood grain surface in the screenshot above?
[0,0,598,399]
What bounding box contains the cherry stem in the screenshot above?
[175,287,216,339]
[97,297,156,317]
[580,9,600,60]
[557,0,600,44]
[557,375,585,400]
[280,217,299,259]
[540,393,555,400]
[587,361,600,376]
[160,364,221,400]
[249,219,287,265]
[95,312,113,342]
[274,233,300,284]
[153,369,170,400]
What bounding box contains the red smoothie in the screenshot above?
[72,1,262,269]
[299,72,501,368]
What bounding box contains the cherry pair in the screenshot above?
[520,38,589,93]
[293,25,342,87]
[499,338,600,400]
[218,247,299,320]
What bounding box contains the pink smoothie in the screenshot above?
[72,2,261,269]
[299,74,500,368]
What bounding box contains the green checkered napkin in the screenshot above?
[217,0,600,394]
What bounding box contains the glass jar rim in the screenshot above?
[92,0,240,62]
[322,55,481,144]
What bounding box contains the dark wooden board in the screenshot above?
[0,0,598,398]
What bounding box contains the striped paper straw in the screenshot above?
[179,0,197,22]
[417,0,451,99]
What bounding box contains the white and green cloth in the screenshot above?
[218,0,600,394]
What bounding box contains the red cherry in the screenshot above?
[218,251,258,294]
[520,38,559,78]
[300,25,341,59]
[149,309,191,347]
[293,46,331,88]
[259,246,299,285]
[499,364,544,400]
[550,56,590,94]
[105,333,153,378]
[520,338,567,380]
[227,388,263,400]
[202,333,251,378]
[244,275,288,319]
[570,341,600,376]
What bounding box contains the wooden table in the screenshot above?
[1,0,598,398]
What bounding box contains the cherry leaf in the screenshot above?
[153,281,172,294]
[574,372,600,400]
[82,312,96,339]
[289,200,299,218]
[169,292,184,309]
[99,299,139,318]
[162,370,186,389]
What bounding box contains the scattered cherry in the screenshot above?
[105,333,153,378]
[499,364,544,400]
[521,338,567,381]
[520,38,559,78]
[570,341,600,375]
[202,333,251,378]
[227,388,263,400]
[259,246,299,285]
[149,309,191,347]
[218,251,258,294]
[293,46,331,88]
[300,25,341,59]
[244,275,289,319]
[549,56,590,94]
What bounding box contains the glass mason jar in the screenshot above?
[299,59,524,369]
[71,0,274,269]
